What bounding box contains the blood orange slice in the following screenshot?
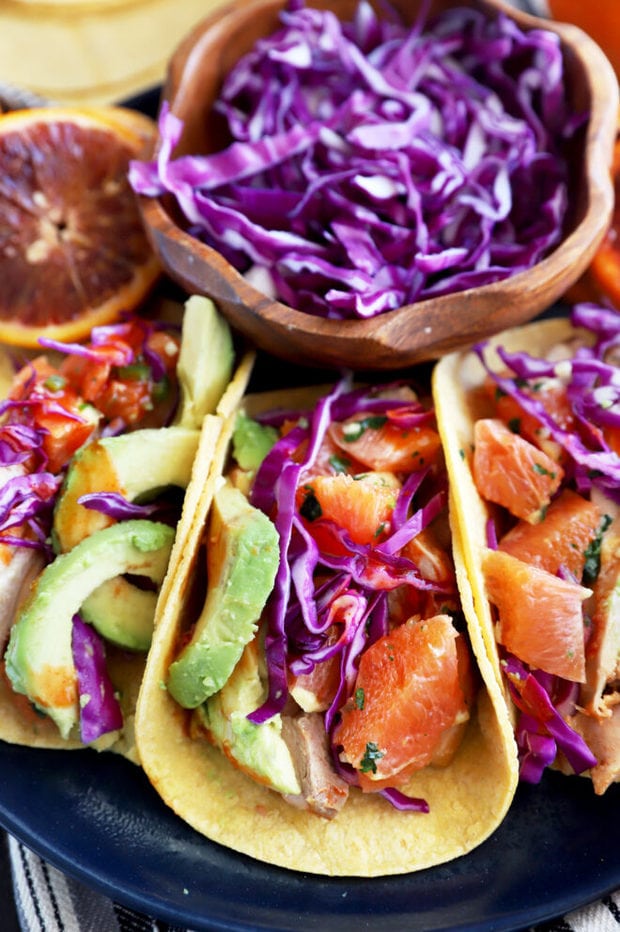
[298,471,400,546]
[0,105,161,347]
[472,417,564,523]
[483,548,590,682]
[333,615,467,790]
[498,488,602,579]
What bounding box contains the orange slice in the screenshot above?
[483,548,589,683]
[333,615,467,789]
[0,105,161,348]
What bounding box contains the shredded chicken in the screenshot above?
[0,547,44,649]
[567,698,620,794]
[581,513,620,718]
[281,712,349,819]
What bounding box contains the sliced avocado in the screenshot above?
[174,295,235,429]
[232,412,278,472]
[167,481,279,709]
[53,426,200,554]
[198,638,301,796]
[5,519,175,739]
[80,577,160,652]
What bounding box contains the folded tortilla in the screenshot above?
[432,315,619,793]
[0,300,255,762]
[135,381,518,876]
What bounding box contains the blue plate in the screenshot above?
[0,738,618,931]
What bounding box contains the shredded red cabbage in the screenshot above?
[0,314,179,746]
[474,304,620,782]
[0,473,59,536]
[502,656,597,780]
[380,786,430,813]
[475,302,620,500]
[77,492,162,521]
[38,336,133,368]
[239,377,463,812]
[248,375,352,722]
[71,614,123,744]
[130,1,579,319]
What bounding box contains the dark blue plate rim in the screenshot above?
[0,740,618,932]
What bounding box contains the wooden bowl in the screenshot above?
[138,0,619,370]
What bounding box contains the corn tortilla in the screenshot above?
[0,312,254,761]
[135,382,519,876]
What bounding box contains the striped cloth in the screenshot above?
[8,834,620,932]
[8,836,188,932]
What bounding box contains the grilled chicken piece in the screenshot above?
[0,546,44,648]
[567,698,620,794]
[581,515,620,718]
[282,711,349,819]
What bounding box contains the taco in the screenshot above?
[135,372,518,876]
[433,304,620,796]
[0,294,253,761]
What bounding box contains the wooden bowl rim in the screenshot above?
[140,0,619,363]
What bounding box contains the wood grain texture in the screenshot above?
[139,0,619,370]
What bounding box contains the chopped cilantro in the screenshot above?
[583,514,612,585]
[360,741,384,774]
[532,462,556,479]
[299,487,322,522]
[508,417,521,434]
[151,376,171,403]
[354,687,365,710]
[117,361,152,381]
[329,453,351,474]
[342,415,387,442]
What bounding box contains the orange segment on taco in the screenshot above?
[0,294,251,760]
[434,306,620,796]
[135,374,518,876]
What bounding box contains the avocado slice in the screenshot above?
[53,426,200,554]
[80,577,160,652]
[4,519,175,739]
[167,481,279,709]
[197,637,301,796]
[174,295,235,429]
[51,426,198,650]
[232,412,278,472]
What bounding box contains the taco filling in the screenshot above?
[0,296,236,753]
[435,303,620,795]
[164,376,488,816]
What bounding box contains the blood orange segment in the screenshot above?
[485,375,576,462]
[9,355,99,473]
[297,471,400,545]
[483,548,590,682]
[333,615,467,789]
[472,417,564,523]
[329,411,441,473]
[402,524,455,585]
[498,488,602,579]
[0,106,160,347]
